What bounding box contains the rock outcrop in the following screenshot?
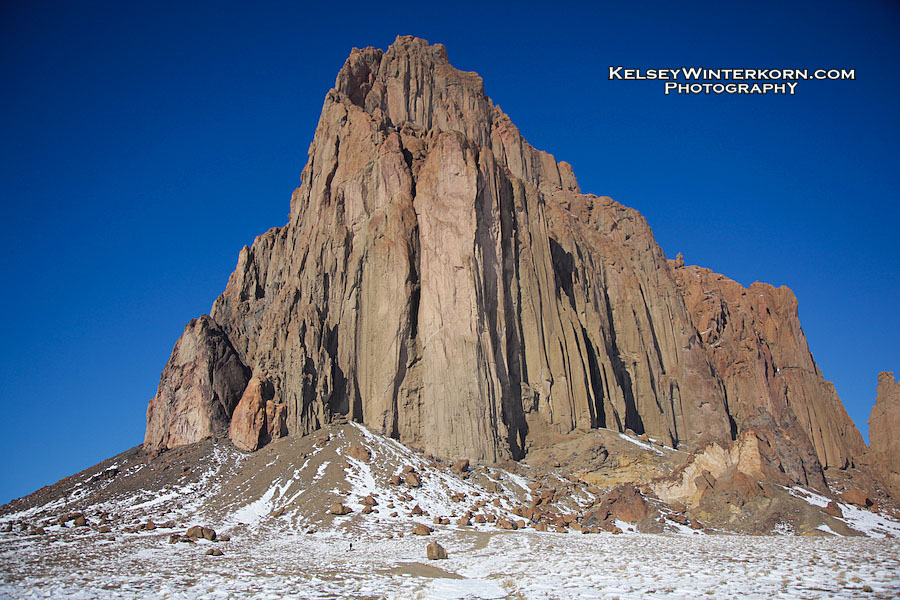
[145,316,250,452]
[228,374,288,451]
[672,265,866,471]
[868,372,900,496]
[143,35,867,488]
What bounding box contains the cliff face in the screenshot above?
[673,265,866,471]
[143,37,865,478]
[868,372,900,496]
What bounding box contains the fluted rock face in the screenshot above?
[144,316,250,452]
[868,372,900,496]
[144,37,859,470]
[673,264,866,471]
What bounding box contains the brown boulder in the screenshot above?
[599,483,648,523]
[328,503,352,515]
[348,444,372,462]
[841,488,873,507]
[404,472,421,488]
[426,541,448,560]
[186,525,216,540]
[824,501,843,518]
[452,459,470,473]
[412,524,432,536]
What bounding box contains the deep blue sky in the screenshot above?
[1,1,897,504]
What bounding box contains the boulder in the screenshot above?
[452,459,470,473]
[328,503,352,516]
[841,488,873,507]
[347,444,372,462]
[824,501,843,518]
[426,541,448,560]
[412,524,432,536]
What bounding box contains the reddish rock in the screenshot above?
[229,374,287,452]
[404,472,421,488]
[186,525,216,540]
[452,459,470,473]
[347,444,372,462]
[597,483,648,523]
[674,264,866,472]
[841,488,873,507]
[824,501,843,518]
[144,316,250,453]
[328,503,352,515]
[868,372,900,498]
[412,524,432,536]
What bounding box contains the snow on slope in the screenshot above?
[2,424,900,599]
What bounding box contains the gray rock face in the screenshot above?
[143,36,865,477]
[144,316,250,452]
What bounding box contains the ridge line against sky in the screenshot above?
[0,0,897,504]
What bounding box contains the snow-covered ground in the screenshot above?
[2,424,899,599]
[1,524,898,599]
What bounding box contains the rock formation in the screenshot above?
[145,316,250,453]
[143,36,869,490]
[672,265,866,472]
[228,374,288,451]
[868,372,900,496]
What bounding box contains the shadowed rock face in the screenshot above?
[143,36,864,474]
[144,316,250,453]
[869,372,900,496]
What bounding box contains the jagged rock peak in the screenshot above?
[868,372,900,496]
[143,37,866,495]
[672,263,866,471]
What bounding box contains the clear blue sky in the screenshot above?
[1,1,897,504]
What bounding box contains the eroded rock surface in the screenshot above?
[673,264,866,471]
[868,372,900,496]
[145,316,250,453]
[142,36,868,492]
